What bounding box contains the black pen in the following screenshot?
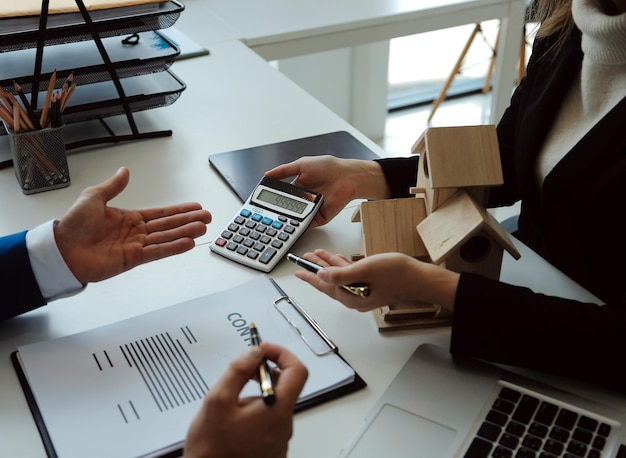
[249,323,276,405]
[287,253,370,298]
[13,81,42,130]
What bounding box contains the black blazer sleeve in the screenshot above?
[0,231,46,321]
[451,272,626,392]
[374,156,419,198]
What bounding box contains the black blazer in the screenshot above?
[377,29,626,391]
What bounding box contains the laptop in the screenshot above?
[339,343,626,458]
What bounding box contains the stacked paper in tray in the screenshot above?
[0,0,167,18]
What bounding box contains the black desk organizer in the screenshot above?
[0,0,186,151]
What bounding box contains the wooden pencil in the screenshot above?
[0,88,15,114]
[39,70,56,128]
[5,91,35,131]
[0,97,13,127]
[60,83,77,112]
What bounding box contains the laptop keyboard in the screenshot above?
[464,381,619,458]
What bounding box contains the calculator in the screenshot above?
[209,176,324,272]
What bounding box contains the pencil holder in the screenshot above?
[5,124,70,194]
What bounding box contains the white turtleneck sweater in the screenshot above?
[536,0,626,186]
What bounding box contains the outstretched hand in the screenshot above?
[54,167,212,284]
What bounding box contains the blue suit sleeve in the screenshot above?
[0,231,46,321]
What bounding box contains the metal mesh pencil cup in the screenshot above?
[6,124,70,194]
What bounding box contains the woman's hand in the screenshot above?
[265,156,390,227]
[293,249,459,313]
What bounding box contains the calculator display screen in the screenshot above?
[256,189,307,214]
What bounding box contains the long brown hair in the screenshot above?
[529,0,575,51]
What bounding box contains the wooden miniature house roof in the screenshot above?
[411,125,503,189]
[416,190,521,265]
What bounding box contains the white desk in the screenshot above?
[0,38,428,458]
[0,40,598,458]
[178,0,527,139]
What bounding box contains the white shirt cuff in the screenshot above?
[26,219,86,302]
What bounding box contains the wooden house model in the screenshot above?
[411,124,503,213]
[352,125,521,331]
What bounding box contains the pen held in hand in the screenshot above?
[249,323,276,405]
[287,253,371,298]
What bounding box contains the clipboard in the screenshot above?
[209,130,380,202]
[12,276,366,458]
[267,278,366,412]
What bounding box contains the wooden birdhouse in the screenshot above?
[411,125,502,214]
[417,189,520,279]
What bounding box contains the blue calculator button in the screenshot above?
[240,209,252,217]
[271,220,283,229]
[261,216,273,225]
[251,213,263,221]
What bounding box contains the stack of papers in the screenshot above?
[0,0,167,18]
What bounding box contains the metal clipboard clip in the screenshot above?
[269,278,337,356]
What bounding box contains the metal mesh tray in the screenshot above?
[56,68,186,124]
[0,1,184,52]
[1,31,179,94]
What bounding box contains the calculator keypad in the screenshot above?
[213,209,300,267]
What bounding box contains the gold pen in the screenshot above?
[249,323,276,405]
[287,253,370,298]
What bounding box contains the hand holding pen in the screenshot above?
[184,342,308,458]
[287,253,370,297]
[289,249,458,315]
